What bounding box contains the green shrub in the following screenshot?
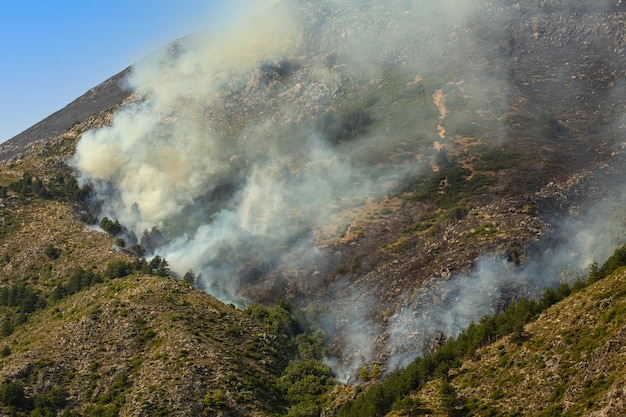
[279,360,332,403]
[0,381,25,407]
[44,244,61,260]
[0,346,10,357]
[100,217,122,236]
[536,405,564,417]
[104,261,132,279]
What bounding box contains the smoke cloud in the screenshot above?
[72,0,626,381]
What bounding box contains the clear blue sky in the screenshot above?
[0,1,263,142]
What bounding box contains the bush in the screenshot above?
[279,360,332,403]
[285,402,321,417]
[44,244,61,260]
[80,212,98,225]
[33,386,67,412]
[204,389,225,409]
[67,268,103,294]
[0,284,43,313]
[104,261,132,279]
[0,381,25,407]
[0,346,10,357]
[100,217,122,236]
[246,303,298,337]
[1,318,13,337]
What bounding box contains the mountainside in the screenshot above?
[334,257,626,416]
[0,69,132,162]
[0,130,299,416]
[452,267,626,416]
[0,0,626,416]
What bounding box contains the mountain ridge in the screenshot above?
[0,68,132,163]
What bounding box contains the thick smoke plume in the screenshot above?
[73,0,459,302]
[72,0,626,381]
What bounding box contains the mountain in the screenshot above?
[0,0,625,416]
[0,69,132,163]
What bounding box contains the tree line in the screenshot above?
[2,171,90,202]
[337,243,626,417]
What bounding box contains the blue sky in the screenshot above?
[0,1,261,142]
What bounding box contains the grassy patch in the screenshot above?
[469,223,499,240]
[474,148,524,172]
[400,161,494,209]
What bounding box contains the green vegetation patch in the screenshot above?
[469,223,499,240]
[400,161,494,209]
[474,148,524,172]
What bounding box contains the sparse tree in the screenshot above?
[130,243,145,257]
[149,256,170,277]
[44,244,61,260]
[183,269,196,285]
[440,379,457,415]
[140,226,165,253]
[1,317,13,337]
[213,389,225,408]
[370,364,381,380]
[359,365,370,381]
[131,202,141,222]
[203,391,213,408]
[100,217,122,236]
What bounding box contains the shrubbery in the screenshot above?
[44,244,61,260]
[0,284,44,313]
[337,243,626,417]
[7,171,89,202]
[244,302,333,415]
[0,381,25,407]
[52,268,103,301]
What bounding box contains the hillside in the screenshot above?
[0,122,305,416]
[452,267,626,416]
[330,245,626,416]
[0,0,625,416]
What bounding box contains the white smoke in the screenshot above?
[72,0,447,295]
[71,0,626,381]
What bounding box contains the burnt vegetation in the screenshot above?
[319,107,374,144]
